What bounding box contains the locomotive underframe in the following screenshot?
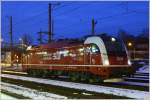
[24,64,134,81]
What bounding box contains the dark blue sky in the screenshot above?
[1,1,149,44]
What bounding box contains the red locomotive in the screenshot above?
[23,35,135,82]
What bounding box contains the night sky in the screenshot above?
[1,1,149,44]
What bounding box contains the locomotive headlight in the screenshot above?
[104,60,109,66]
[128,59,131,65]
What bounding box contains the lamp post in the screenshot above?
[19,38,23,67]
[127,42,135,60]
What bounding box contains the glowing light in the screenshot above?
[79,48,84,52]
[2,70,27,75]
[69,53,76,57]
[27,46,32,50]
[104,60,109,66]
[128,60,131,65]
[80,52,84,55]
[59,50,69,56]
[69,53,72,56]
[111,37,116,42]
[36,52,47,55]
[128,42,132,47]
[19,38,22,41]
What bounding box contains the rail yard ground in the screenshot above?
[1,63,149,99]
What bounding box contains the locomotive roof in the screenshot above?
[38,40,84,49]
[29,35,119,51]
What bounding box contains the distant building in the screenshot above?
[1,42,27,65]
[126,37,149,60]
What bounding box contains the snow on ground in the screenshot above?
[136,65,149,73]
[132,75,149,79]
[1,82,67,100]
[1,93,17,100]
[1,74,149,99]
[138,61,146,65]
[117,81,149,87]
[124,77,149,81]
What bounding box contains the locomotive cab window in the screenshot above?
[90,44,100,54]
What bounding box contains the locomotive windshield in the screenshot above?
[91,44,100,54]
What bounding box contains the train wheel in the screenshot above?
[88,78,94,83]
[69,72,80,81]
[31,69,37,77]
[56,70,63,76]
[95,75,103,83]
[88,74,103,83]
[27,69,32,76]
[42,69,49,78]
[52,71,58,76]
[80,72,89,82]
[35,69,43,77]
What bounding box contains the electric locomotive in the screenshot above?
[22,35,135,82]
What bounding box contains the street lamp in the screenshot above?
[127,42,135,60]
[19,38,24,67]
[128,42,132,47]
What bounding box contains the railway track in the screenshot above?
[1,74,130,99]
[121,71,149,87]
[2,70,149,89]
[1,74,149,99]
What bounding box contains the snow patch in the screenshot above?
[124,77,149,81]
[117,81,149,87]
[1,82,67,100]
[1,93,17,100]
[136,65,149,73]
[1,74,149,99]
